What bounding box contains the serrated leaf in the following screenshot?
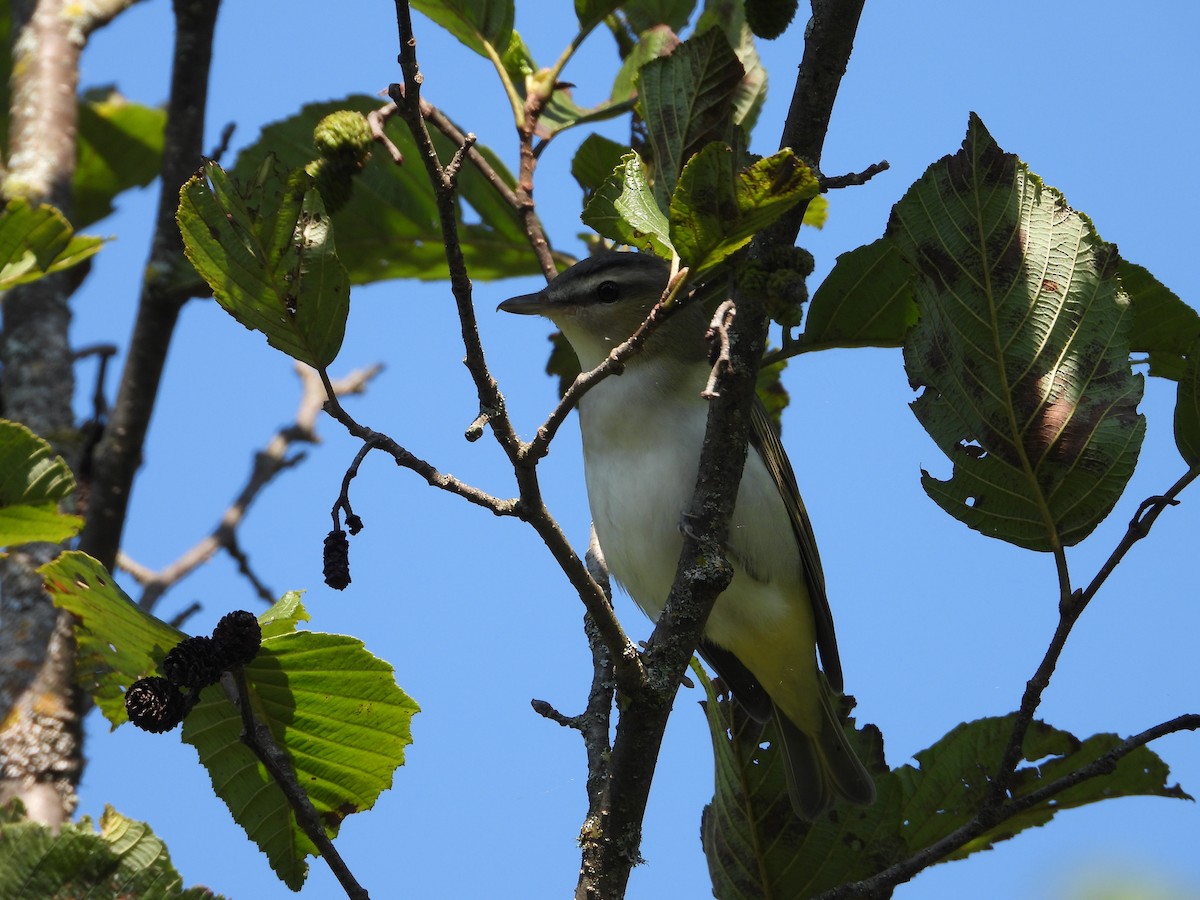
[259,590,311,639]
[801,238,918,351]
[0,419,83,546]
[696,0,768,131]
[178,159,350,368]
[0,802,222,899]
[639,26,745,206]
[410,0,513,58]
[74,89,167,228]
[582,151,674,256]
[42,551,185,725]
[234,97,536,283]
[893,113,1145,550]
[1121,258,1200,382]
[183,631,419,890]
[1174,336,1200,466]
[0,199,104,292]
[669,144,817,273]
[698,664,899,900]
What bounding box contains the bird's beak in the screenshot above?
[497,290,553,316]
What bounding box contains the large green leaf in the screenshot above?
[183,626,418,890]
[74,89,167,228]
[800,238,918,351]
[1174,336,1200,467]
[178,159,350,369]
[233,97,536,283]
[638,26,745,206]
[0,420,83,547]
[410,0,514,58]
[43,551,185,724]
[668,144,817,273]
[0,198,103,292]
[0,803,222,899]
[893,114,1145,550]
[699,663,1187,899]
[581,151,674,257]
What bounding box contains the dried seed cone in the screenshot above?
[162,635,223,690]
[125,677,186,733]
[212,609,262,668]
[324,529,351,590]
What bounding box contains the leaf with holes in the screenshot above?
[582,151,674,257]
[0,420,83,547]
[183,629,418,890]
[1121,259,1200,381]
[1174,336,1200,466]
[893,113,1144,550]
[178,159,349,369]
[669,144,817,274]
[42,551,185,725]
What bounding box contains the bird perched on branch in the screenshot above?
[500,251,875,818]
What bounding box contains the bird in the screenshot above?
[499,250,875,818]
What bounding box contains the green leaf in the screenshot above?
[638,26,745,206]
[669,144,817,273]
[42,551,185,726]
[178,159,350,368]
[0,802,223,899]
[801,238,918,351]
[259,590,311,639]
[73,89,167,228]
[698,664,900,900]
[571,134,632,197]
[233,97,537,283]
[582,151,674,257]
[575,0,623,30]
[802,193,829,229]
[755,355,790,430]
[893,114,1145,550]
[0,199,104,292]
[1174,336,1200,467]
[410,0,514,58]
[1121,259,1200,381]
[183,630,419,890]
[624,0,696,32]
[894,717,1189,862]
[610,26,679,104]
[696,0,769,131]
[0,420,82,547]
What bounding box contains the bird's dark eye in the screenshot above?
[596,280,620,303]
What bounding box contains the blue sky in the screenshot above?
[69,2,1198,898]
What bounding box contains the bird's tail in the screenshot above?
[773,685,876,820]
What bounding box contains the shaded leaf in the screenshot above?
[74,89,167,228]
[0,419,82,547]
[624,0,696,32]
[893,114,1144,550]
[43,551,185,725]
[411,0,514,58]
[178,159,350,369]
[183,629,419,890]
[233,97,536,283]
[0,802,222,899]
[669,144,817,273]
[696,0,768,131]
[582,151,674,257]
[571,134,631,197]
[638,26,745,206]
[801,238,918,351]
[610,26,679,103]
[1121,258,1200,381]
[755,356,790,430]
[575,0,623,30]
[1174,336,1200,467]
[0,199,103,292]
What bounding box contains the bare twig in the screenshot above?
[224,669,370,900]
[208,121,236,163]
[701,300,737,399]
[819,159,890,191]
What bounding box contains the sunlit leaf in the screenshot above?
[669,144,816,273]
[0,419,82,547]
[893,114,1144,550]
[0,803,222,899]
[73,89,167,228]
[610,25,679,103]
[0,199,103,292]
[582,151,674,257]
[178,159,350,369]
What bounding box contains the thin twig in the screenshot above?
[225,669,370,900]
[701,299,737,399]
[819,159,889,191]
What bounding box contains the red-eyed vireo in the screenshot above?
[500,251,875,818]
